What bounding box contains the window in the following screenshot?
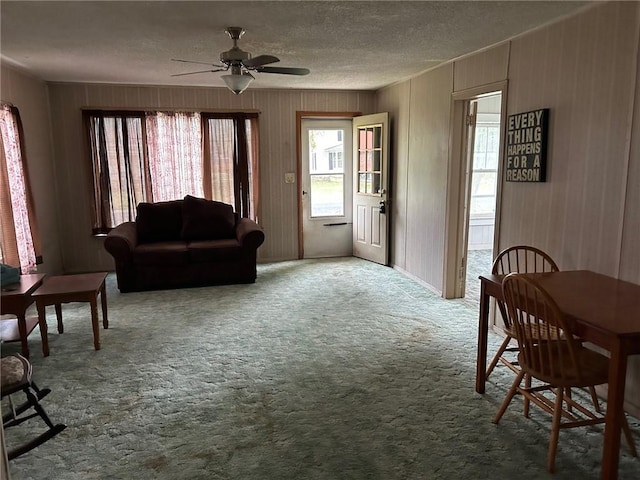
[307,128,345,217]
[328,150,343,171]
[85,110,259,233]
[86,112,147,232]
[470,123,500,216]
[0,103,42,272]
[202,113,259,220]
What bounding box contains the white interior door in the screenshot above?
[455,101,478,297]
[301,119,353,258]
[352,112,389,265]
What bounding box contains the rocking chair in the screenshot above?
[1,354,66,460]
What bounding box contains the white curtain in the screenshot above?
[0,104,40,272]
[145,112,204,202]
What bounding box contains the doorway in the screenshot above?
[464,94,502,307]
[298,112,390,263]
[300,118,354,258]
[443,82,506,302]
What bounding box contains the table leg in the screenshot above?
[36,302,49,357]
[476,281,490,394]
[90,296,100,350]
[55,303,63,333]
[100,282,108,329]
[601,342,627,479]
[15,313,30,359]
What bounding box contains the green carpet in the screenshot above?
[2,258,639,479]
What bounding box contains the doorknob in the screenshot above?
[302,190,308,195]
[379,200,386,214]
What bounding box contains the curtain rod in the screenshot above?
[80,107,261,114]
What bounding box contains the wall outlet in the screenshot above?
[284,172,296,184]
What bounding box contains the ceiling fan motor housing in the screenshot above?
[220,47,250,65]
[221,26,250,66]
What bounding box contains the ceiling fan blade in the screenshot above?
[171,58,226,68]
[171,68,227,77]
[243,55,280,68]
[257,66,310,76]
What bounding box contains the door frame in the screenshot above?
[296,111,361,259]
[443,81,508,299]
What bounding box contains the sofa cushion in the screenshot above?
[181,195,235,241]
[133,241,189,266]
[136,200,183,244]
[187,239,243,262]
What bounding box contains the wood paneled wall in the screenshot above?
[376,82,411,270]
[453,42,510,93]
[44,84,375,272]
[503,1,639,278]
[403,66,454,293]
[622,18,640,285]
[0,67,63,274]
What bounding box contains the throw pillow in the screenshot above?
[181,195,235,241]
[136,200,183,243]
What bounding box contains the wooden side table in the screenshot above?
[0,274,47,358]
[32,272,108,356]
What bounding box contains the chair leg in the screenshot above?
[2,386,52,426]
[523,374,531,418]
[25,388,57,429]
[493,370,525,424]
[565,387,573,413]
[547,388,564,473]
[621,415,638,457]
[588,386,601,413]
[486,335,513,378]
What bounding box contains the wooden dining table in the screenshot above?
[476,270,640,480]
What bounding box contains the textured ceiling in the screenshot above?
[1,1,592,91]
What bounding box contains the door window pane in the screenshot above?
[308,128,345,217]
[356,124,383,194]
[310,174,344,216]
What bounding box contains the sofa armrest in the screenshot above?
[104,222,138,263]
[235,218,265,250]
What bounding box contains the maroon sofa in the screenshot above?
[104,195,265,292]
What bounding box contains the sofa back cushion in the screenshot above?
[181,195,236,241]
[136,200,183,244]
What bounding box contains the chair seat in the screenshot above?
[504,323,562,342]
[519,343,609,388]
[1,355,29,394]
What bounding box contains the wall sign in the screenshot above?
[505,108,548,182]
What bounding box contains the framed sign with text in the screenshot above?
[505,108,548,182]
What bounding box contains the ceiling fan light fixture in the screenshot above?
[222,71,253,95]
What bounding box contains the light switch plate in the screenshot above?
[284,172,295,184]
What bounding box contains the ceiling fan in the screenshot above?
[172,27,310,94]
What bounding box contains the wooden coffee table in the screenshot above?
[32,272,108,356]
[0,273,47,358]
